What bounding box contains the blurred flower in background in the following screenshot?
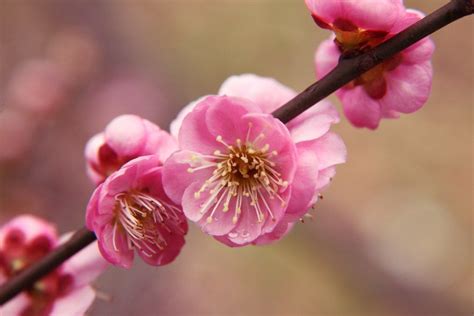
[0,215,107,315]
[0,1,472,315]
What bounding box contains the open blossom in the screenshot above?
[306,0,434,129]
[165,78,346,247]
[86,155,188,268]
[0,215,107,316]
[85,114,178,184]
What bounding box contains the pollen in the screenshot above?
[193,127,287,225]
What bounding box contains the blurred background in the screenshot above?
[0,0,472,315]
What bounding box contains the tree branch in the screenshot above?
[0,0,472,306]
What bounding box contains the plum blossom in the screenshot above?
[86,155,188,268]
[165,76,346,247]
[306,0,434,129]
[85,114,178,184]
[0,215,108,316]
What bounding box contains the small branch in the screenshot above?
[0,228,96,305]
[0,0,472,306]
[273,0,473,123]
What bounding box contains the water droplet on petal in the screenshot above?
[228,232,238,239]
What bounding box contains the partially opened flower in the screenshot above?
[85,114,178,184]
[306,0,434,129]
[86,155,188,268]
[0,215,108,316]
[164,88,346,247]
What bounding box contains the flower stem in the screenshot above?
[0,0,472,306]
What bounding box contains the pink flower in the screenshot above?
[165,76,346,246]
[86,155,188,268]
[307,0,435,129]
[85,114,178,184]
[0,215,108,316]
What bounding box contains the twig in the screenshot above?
[0,0,472,306]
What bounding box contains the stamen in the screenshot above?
[216,135,231,148]
[191,129,288,226]
[114,191,183,255]
[245,122,253,144]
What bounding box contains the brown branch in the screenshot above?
[0,0,472,306]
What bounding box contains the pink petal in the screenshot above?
[218,74,296,113]
[0,215,57,247]
[381,61,432,114]
[309,132,347,169]
[102,161,138,196]
[260,185,293,234]
[178,96,224,154]
[339,86,382,129]
[391,10,434,65]
[221,187,292,246]
[85,165,104,185]
[84,132,104,167]
[198,194,239,236]
[204,96,262,145]
[137,226,186,266]
[315,166,337,192]
[61,234,108,287]
[224,198,263,245]
[401,37,434,65]
[286,99,340,143]
[181,181,219,223]
[305,0,403,31]
[138,165,168,201]
[169,97,205,139]
[125,155,161,183]
[97,222,133,269]
[162,150,213,205]
[284,143,320,222]
[0,292,30,315]
[142,120,178,162]
[252,221,295,246]
[213,235,246,247]
[50,286,95,316]
[315,37,340,80]
[105,114,147,157]
[391,9,425,34]
[86,187,114,234]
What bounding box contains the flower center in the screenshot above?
[188,123,288,225]
[331,18,388,55]
[114,191,184,257]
